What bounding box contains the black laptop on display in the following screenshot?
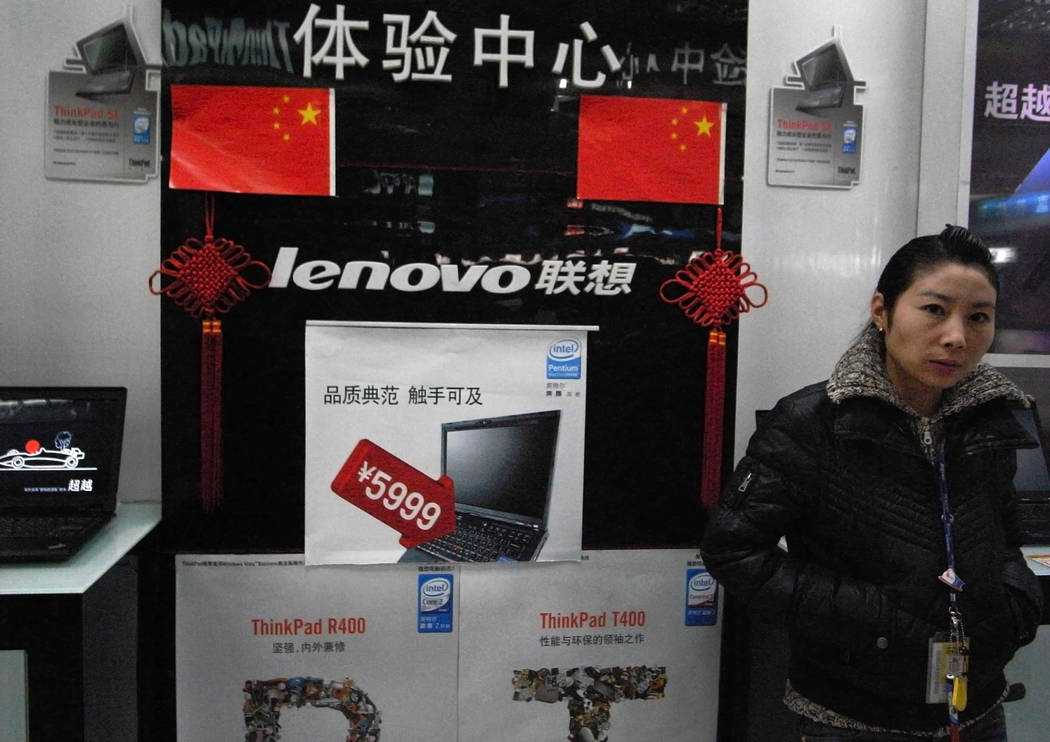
[414,409,561,563]
[1011,400,1050,544]
[0,387,127,562]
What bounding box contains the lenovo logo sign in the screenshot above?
[269,247,533,294]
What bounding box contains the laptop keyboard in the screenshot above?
[79,68,134,93]
[420,515,536,562]
[0,515,99,539]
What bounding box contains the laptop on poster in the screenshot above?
[794,39,854,112]
[0,387,127,562]
[73,19,143,98]
[415,409,560,563]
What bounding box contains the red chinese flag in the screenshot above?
[169,85,335,197]
[577,95,725,204]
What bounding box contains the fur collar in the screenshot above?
[826,325,1027,421]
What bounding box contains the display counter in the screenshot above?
[0,501,160,594]
[1022,545,1050,577]
[0,501,160,741]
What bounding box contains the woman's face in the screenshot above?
[870,261,997,416]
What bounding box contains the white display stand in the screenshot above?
[1021,545,1050,578]
[0,501,160,741]
[0,650,28,742]
[0,501,161,595]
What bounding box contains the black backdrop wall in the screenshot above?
[142,3,750,739]
[157,0,748,552]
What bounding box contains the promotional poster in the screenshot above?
[969,0,1050,355]
[45,16,160,183]
[175,556,459,741]
[458,549,721,742]
[767,34,863,189]
[304,321,593,564]
[175,550,720,742]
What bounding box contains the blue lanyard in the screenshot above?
[936,444,969,733]
[936,445,965,594]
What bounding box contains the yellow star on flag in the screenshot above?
[298,102,321,125]
[577,94,724,204]
[170,84,336,196]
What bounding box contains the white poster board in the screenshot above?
[175,555,459,742]
[304,321,595,565]
[767,34,865,189]
[45,17,160,182]
[458,549,722,742]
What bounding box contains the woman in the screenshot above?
[700,226,1044,740]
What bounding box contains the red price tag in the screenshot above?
[331,439,455,549]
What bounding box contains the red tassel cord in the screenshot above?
[200,319,223,512]
[150,196,270,512]
[659,208,768,509]
[702,329,726,509]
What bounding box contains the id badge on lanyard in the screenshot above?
[923,445,969,740]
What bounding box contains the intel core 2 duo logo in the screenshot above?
[419,576,452,611]
[418,574,454,633]
[547,338,582,380]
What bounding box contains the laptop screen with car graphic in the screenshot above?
[0,387,126,561]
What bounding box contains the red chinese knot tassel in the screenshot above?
[659,209,768,509]
[702,329,727,507]
[150,195,270,512]
[200,319,223,512]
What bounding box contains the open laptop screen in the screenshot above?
[797,40,853,89]
[441,410,559,523]
[0,387,126,510]
[1011,403,1050,501]
[76,20,143,74]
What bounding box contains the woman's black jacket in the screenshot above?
[701,381,1044,731]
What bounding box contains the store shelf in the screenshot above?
[1023,545,1050,577]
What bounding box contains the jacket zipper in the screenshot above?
[917,418,936,463]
